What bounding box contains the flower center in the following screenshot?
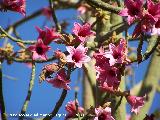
[98,113,106,120]
[78,29,88,37]
[113,51,121,59]
[36,46,43,55]
[130,8,140,16]
[72,54,80,62]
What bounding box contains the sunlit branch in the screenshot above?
[19,62,36,120]
[0,26,36,44]
[86,0,122,14]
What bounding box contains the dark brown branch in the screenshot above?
[0,63,7,120]
[43,89,67,120]
[49,0,61,32]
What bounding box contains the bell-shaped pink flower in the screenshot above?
[46,69,70,90]
[105,38,130,66]
[66,45,91,68]
[126,95,145,114]
[72,22,95,43]
[94,106,115,120]
[1,0,26,16]
[28,39,51,60]
[36,26,61,45]
[65,100,84,119]
[119,0,143,25]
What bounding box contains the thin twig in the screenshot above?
[49,0,61,32]
[42,89,67,120]
[112,96,123,114]
[0,26,36,44]
[0,62,7,120]
[19,62,36,120]
[137,35,144,63]
[10,51,68,63]
[5,9,43,31]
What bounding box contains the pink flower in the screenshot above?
[96,64,120,90]
[65,100,84,119]
[147,0,160,20]
[119,0,143,24]
[28,39,51,60]
[146,0,160,33]
[42,7,52,19]
[46,69,70,90]
[105,38,130,66]
[133,13,157,38]
[133,0,160,37]
[126,95,145,114]
[146,25,160,36]
[66,45,91,68]
[72,22,95,43]
[1,0,26,16]
[36,26,61,45]
[94,49,121,90]
[94,106,115,120]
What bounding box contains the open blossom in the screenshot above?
[36,26,61,45]
[145,0,160,36]
[0,0,26,16]
[105,38,130,66]
[94,106,115,120]
[132,13,157,38]
[132,0,160,37]
[94,49,121,90]
[66,45,91,68]
[28,39,51,60]
[126,95,145,114]
[96,64,120,90]
[46,69,70,90]
[65,100,84,119]
[119,0,143,25]
[72,22,95,43]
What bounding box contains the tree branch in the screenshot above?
[0,62,7,120]
[49,0,61,32]
[0,26,36,44]
[86,0,122,14]
[19,62,36,120]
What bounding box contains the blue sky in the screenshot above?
[0,0,160,120]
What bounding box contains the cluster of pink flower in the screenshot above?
[0,0,26,16]
[94,39,130,92]
[0,0,149,119]
[26,21,146,119]
[119,0,160,37]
